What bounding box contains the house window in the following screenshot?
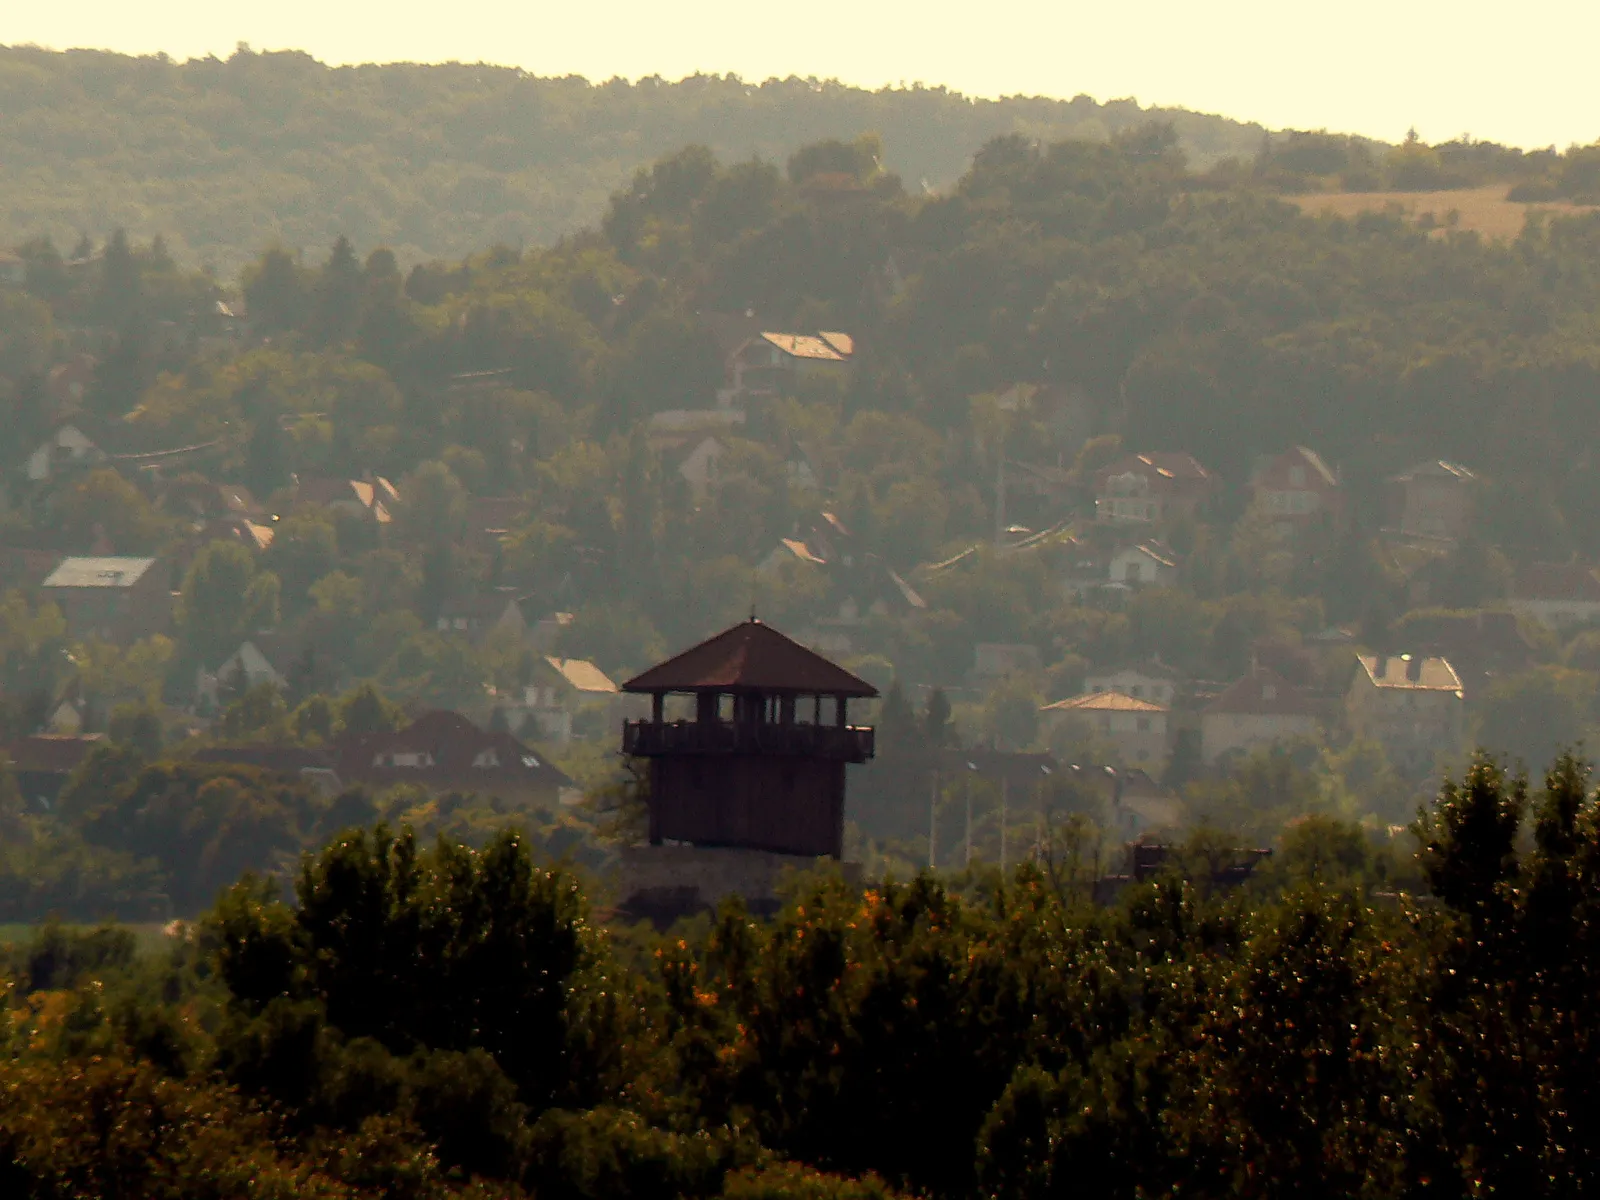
[1137,717,1151,732]
[1262,684,1277,701]
[473,748,500,768]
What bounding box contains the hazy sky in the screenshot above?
[9,1,1600,149]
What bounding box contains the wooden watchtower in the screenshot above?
[621,618,878,859]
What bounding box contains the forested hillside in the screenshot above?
[0,44,1268,272]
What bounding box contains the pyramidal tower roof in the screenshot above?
[623,618,878,697]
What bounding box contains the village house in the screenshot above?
[1507,562,1600,631]
[206,638,290,697]
[1200,666,1321,764]
[1388,460,1476,541]
[1041,691,1169,766]
[338,710,576,808]
[4,734,104,810]
[1094,452,1217,524]
[41,556,171,643]
[801,554,926,658]
[721,331,855,406]
[436,592,526,642]
[198,633,324,708]
[1251,446,1341,529]
[1347,653,1465,774]
[499,656,623,744]
[1084,660,1181,706]
[673,435,726,501]
[294,475,400,524]
[163,480,262,521]
[1109,542,1177,586]
[26,422,106,483]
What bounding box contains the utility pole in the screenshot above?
[994,453,1006,545]
[964,768,974,869]
[999,775,1008,873]
[928,770,939,870]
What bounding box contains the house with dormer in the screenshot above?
[1346,653,1465,774]
[338,710,575,807]
[1094,452,1216,524]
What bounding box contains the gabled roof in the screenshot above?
[778,537,827,565]
[1203,668,1321,716]
[42,556,157,589]
[341,710,574,788]
[1116,542,1177,568]
[1392,460,1475,484]
[760,333,851,362]
[1042,691,1168,714]
[1258,446,1338,489]
[547,657,619,694]
[1096,452,1216,491]
[623,618,878,696]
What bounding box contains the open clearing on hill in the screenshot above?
[1284,186,1598,239]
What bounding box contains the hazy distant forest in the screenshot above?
[0,44,1269,272]
[13,42,1600,1199]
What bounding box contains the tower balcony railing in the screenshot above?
[623,719,875,761]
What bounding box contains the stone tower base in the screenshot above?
[616,844,861,924]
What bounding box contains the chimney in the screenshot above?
[1373,655,1387,679]
[1406,655,1424,683]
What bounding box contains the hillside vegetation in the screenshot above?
[0,44,1268,273]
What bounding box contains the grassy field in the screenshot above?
[1283,185,1598,239]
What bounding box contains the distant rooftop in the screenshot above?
[42,556,157,589]
[1357,653,1463,692]
[1043,691,1168,714]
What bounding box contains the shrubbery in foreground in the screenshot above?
[7,754,1600,1197]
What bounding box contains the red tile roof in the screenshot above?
[338,711,573,793]
[623,618,878,697]
[1203,668,1321,716]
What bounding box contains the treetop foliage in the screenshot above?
[0,44,1270,275]
[7,752,1600,1196]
